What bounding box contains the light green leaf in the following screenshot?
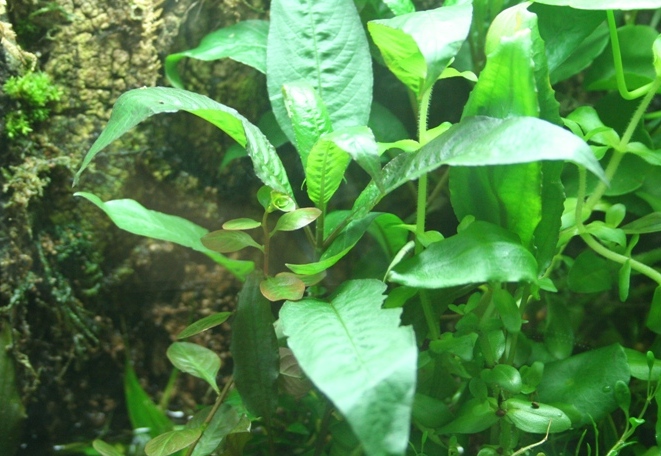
[267,0,372,145]
[280,280,417,456]
[167,342,221,393]
[74,87,293,197]
[438,398,499,434]
[622,212,661,234]
[537,344,631,427]
[504,398,571,433]
[654,34,661,77]
[231,273,279,425]
[389,221,538,288]
[185,405,241,456]
[177,312,232,340]
[531,0,661,9]
[145,428,202,456]
[93,440,124,456]
[201,230,263,253]
[273,208,322,233]
[382,0,415,16]
[305,138,352,206]
[624,348,661,381]
[124,363,172,438]
[259,274,306,302]
[481,364,522,394]
[75,192,253,279]
[627,142,661,166]
[566,106,621,147]
[223,218,261,230]
[368,1,472,97]
[165,20,268,89]
[324,126,383,191]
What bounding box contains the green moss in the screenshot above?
[3,71,62,139]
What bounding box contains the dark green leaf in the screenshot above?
[438,398,498,434]
[622,212,661,234]
[549,23,610,84]
[368,2,472,97]
[177,312,232,339]
[646,286,661,334]
[503,398,571,433]
[231,273,279,425]
[185,405,241,456]
[520,362,544,395]
[124,363,172,438]
[259,274,306,302]
[389,221,539,289]
[201,230,263,254]
[493,288,522,334]
[280,280,417,456]
[267,0,372,144]
[145,429,202,456]
[545,301,574,360]
[532,0,661,8]
[74,87,293,197]
[278,347,312,400]
[567,250,612,293]
[273,208,321,233]
[481,365,522,394]
[75,192,253,279]
[369,102,409,143]
[412,393,453,429]
[618,260,631,302]
[536,344,631,427]
[614,380,631,413]
[165,20,268,89]
[167,342,221,393]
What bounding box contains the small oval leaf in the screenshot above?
[201,230,263,253]
[223,218,261,230]
[177,312,232,339]
[273,208,322,233]
[166,342,220,393]
[503,398,571,433]
[145,428,202,456]
[260,274,306,302]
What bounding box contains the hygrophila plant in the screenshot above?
[74,0,661,455]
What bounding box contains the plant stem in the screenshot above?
[185,377,235,456]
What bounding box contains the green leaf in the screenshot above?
[145,428,202,456]
[382,0,415,16]
[231,273,279,425]
[492,288,521,334]
[273,208,322,233]
[368,1,472,97]
[622,212,661,234]
[177,312,232,340]
[324,126,383,191]
[565,106,621,148]
[74,87,293,197]
[567,250,612,293]
[167,342,221,393]
[259,274,306,302]
[619,260,631,302]
[438,398,499,434]
[267,0,372,145]
[503,398,571,433]
[536,344,631,427]
[280,280,417,456]
[0,323,26,456]
[481,364,522,394]
[92,440,124,456]
[306,136,352,206]
[222,218,261,230]
[369,102,409,143]
[646,286,661,334]
[532,0,661,9]
[124,363,173,438]
[412,394,453,429]
[624,348,661,381]
[545,301,574,360]
[164,20,268,89]
[75,192,253,279]
[654,34,661,77]
[389,221,539,289]
[282,81,333,168]
[550,23,610,84]
[185,405,241,456]
[201,230,263,254]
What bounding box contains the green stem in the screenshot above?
[185,377,234,456]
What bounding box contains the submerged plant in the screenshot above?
[3,71,61,138]
[73,0,661,455]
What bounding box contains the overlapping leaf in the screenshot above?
[532,0,661,9]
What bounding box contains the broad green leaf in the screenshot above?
[585,25,661,92]
[167,342,221,393]
[646,286,661,334]
[267,0,372,144]
[92,440,124,456]
[231,273,279,425]
[627,142,661,166]
[75,192,253,279]
[549,23,610,84]
[201,230,263,253]
[412,394,453,429]
[438,398,499,434]
[282,81,333,169]
[145,428,202,456]
[367,213,409,259]
[74,87,293,197]
[280,280,417,456]
[325,126,383,190]
[185,404,241,456]
[177,312,232,340]
[306,136,352,206]
[567,250,612,293]
[259,274,306,301]
[565,106,621,147]
[545,301,574,360]
[165,20,268,89]
[503,398,571,433]
[390,221,538,288]
[369,102,409,143]
[124,363,172,438]
[536,344,631,427]
[492,288,522,334]
[622,212,661,234]
[0,324,26,456]
[532,0,661,9]
[520,362,544,395]
[222,218,261,230]
[219,144,248,172]
[624,348,661,381]
[481,364,522,394]
[273,208,322,233]
[368,1,472,97]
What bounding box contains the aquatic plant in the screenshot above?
[3,71,61,139]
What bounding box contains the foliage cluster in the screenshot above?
[70,0,661,455]
[3,71,61,139]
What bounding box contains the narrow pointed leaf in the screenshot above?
[74,87,293,197]
[167,342,221,393]
[260,274,306,301]
[145,428,202,456]
[231,273,279,425]
[201,230,263,253]
[165,20,268,89]
[75,192,253,279]
[389,221,539,288]
[177,312,232,339]
[368,2,472,96]
[267,0,372,144]
[282,81,333,167]
[532,0,661,9]
[124,363,173,438]
[280,279,417,456]
[622,212,661,234]
[273,208,322,233]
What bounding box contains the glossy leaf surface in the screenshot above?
[273,208,321,233]
[389,221,539,289]
[74,87,293,197]
[267,0,372,144]
[280,280,417,456]
[167,342,221,393]
[504,398,571,433]
[165,20,268,89]
[306,136,352,206]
